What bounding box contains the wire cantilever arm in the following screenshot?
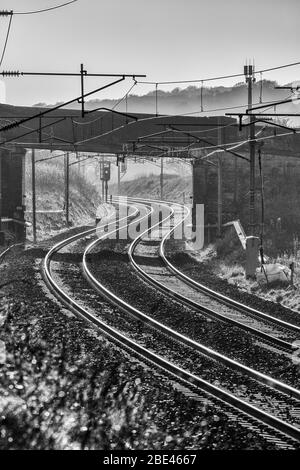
[169,125,248,161]
[246,96,300,114]
[86,107,138,121]
[0,76,126,132]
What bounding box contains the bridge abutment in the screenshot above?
[0,146,27,244]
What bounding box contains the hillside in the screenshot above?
[24,152,101,240]
[110,174,192,202]
[35,80,300,125]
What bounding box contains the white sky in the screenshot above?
[0,0,300,106]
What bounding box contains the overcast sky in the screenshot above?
[0,0,300,106]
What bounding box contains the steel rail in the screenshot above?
[122,197,296,352]
[122,196,300,337]
[0,242,24,264]
[84,199,300,400]
[156,200,300,336]
[43,204,300,443]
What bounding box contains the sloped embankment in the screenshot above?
[25,157,101,240]
[110,174,192,202]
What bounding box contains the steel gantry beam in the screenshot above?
[0,64,146,131]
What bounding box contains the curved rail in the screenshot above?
[80,200,300,442]
[42,208,300,443]
[0,242,24,264]
[122,196,300,345]
[155,199,300,336]
[124,197,296,352]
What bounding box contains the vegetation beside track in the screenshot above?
[24,152,101,241]
[186,230,300,315]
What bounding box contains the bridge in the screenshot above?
[1,101,300,244]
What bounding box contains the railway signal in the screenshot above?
[100,161,111,181]
[100,161,111,202]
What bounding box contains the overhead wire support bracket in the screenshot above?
[78,63,87,118]
[245,96,300,114]
[0,70,146,78]
[168,125,248,162]
[86,107,139,121]
[226,113,297,133]
[258,119,297,134]
[0,66,145,133]
[241,118,296,134]
[0,76,130,132]
[275,86,300,91]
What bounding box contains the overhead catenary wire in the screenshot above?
[148,102,297,159]
[0,76,128,132]
[0,13,13,68]
[7,87,300,161]
[2,56,296,142]
[2,55,298,157]
[72,79,137,126]
[13,1,78,15]
[3,94,295,155]
[72,94,292,147]
[11,127,300,162]
[259,73,263,103]
[136,60,300,85]
[0,97,279,149]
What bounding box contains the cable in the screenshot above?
[198,124,298,160]
[5,126,300,163]
[14,1,78,15]
[113,81,137,110]
[0,13,13,68]
[137,60,300,86]
[35,151,70,163]
[259,73,263,104]
[150,110,297,158]
[72,80,137,126]
[73,96,290,147]
[260,61,300,74]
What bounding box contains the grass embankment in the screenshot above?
[194,228,300,312]
[110,174,191,202]
[25,154,101,240]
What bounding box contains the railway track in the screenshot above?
[39,198,300,447]
[125,196,300,354]
[43,198,300,446]
[0,242,24,264]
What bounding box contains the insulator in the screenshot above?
[0,10,13,16]
[1,70,20,77]
[1,120,20,131]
